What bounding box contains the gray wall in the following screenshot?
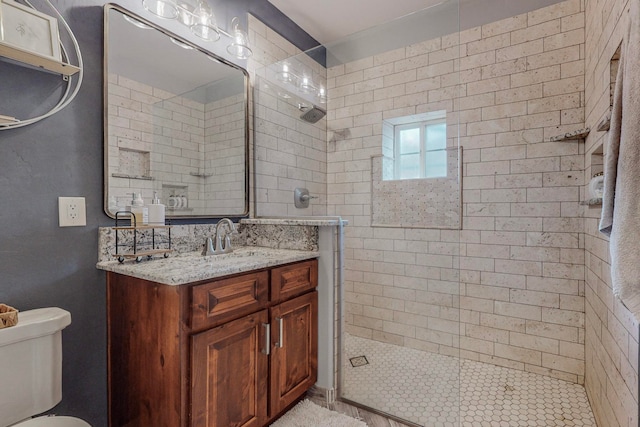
[0,1,311,425]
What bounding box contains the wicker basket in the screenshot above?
[0,304,18,328]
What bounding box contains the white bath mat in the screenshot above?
[270,399,367,427]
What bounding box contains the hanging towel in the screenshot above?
[599,0,640,312]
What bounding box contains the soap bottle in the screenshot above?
[148,191,166,226]
[130,192,148,226]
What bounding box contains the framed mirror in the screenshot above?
[103,4,249,219]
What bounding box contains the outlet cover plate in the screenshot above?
[59,197,87,227]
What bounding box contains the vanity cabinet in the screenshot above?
[107,258,318,427]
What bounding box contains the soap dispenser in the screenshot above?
[130,192,148,226]
[148,191,166,226]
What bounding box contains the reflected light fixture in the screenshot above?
[169,37,194,49]
[274,61,326,102]
[142,0,252,58]
[123,14,152,29]
[142,0,178,19]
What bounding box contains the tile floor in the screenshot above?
[342,333,596,427]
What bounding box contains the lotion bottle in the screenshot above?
[130,192,148,226]
[148,191,166,226]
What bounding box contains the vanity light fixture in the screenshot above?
[227,17,252,59]
[141,0,252,58]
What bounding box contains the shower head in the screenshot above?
[298,104,326,123]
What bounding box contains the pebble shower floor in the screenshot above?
[342,333,596,427]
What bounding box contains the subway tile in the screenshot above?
[510,246,560,262]
[510,331,559,354]
[481,313,527,332]
[511,65,561,88]
[526,320,578,341]
[495,217,543,232]
[542,352,584,375]
[481,271,527,289]
[495,301,542,321]
[511,289,559,308]
[511,203,561,217]
[511,19,561,45]
[495,342,542,365]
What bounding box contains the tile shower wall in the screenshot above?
[204,93,247,214]
[583,0,639,425]
[248,16,328,217]
[107,74,244,215]
[328,0,588,383]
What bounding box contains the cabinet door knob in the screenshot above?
[276,317,284,349]
[261,323,271,355]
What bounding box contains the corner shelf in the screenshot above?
[580,198,602,206]
[549,128,590,142]
[0,42,80,77]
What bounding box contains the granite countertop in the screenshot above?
[96,246,318,286]
[240,216,348,226]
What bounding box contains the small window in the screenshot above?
[393,118,447,180]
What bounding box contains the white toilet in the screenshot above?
[0,307,91,427]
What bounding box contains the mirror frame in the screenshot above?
[103,3,250,219]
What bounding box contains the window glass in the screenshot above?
[399,153,420,179]
[385,111,447,181]
[425,123,446,151]
[399,127,420,154]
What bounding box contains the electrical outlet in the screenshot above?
[59,197,87,227]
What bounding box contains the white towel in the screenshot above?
[599,0,640,311]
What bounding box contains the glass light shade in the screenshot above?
[226,17,252,59]
[123,14,152,29]
[277,63,293,83]
[142,0,178,19]
[176,0,196,25]
[169,37,194,49]
[190,0,220,41]
[299,75,314,94]
[317,86,327,104]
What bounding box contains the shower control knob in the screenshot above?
[294,188,316,208]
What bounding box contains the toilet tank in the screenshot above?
[0,308,71,427]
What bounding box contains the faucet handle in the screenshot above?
[202,237,215,256]
[224,235,233,253]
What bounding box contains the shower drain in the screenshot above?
[349,356,369,367]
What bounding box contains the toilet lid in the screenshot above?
[14,417,90,427]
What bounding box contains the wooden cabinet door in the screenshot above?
[269,291,318,416]
[191,310,269,427]
[271,260,318,303]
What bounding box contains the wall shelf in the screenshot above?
[580,198,603,206]
[0,42,80,77]
[549,128,590,142]
[111,173,154,181]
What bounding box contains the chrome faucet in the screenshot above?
[215,218,237,253]
[202,218,237,255]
